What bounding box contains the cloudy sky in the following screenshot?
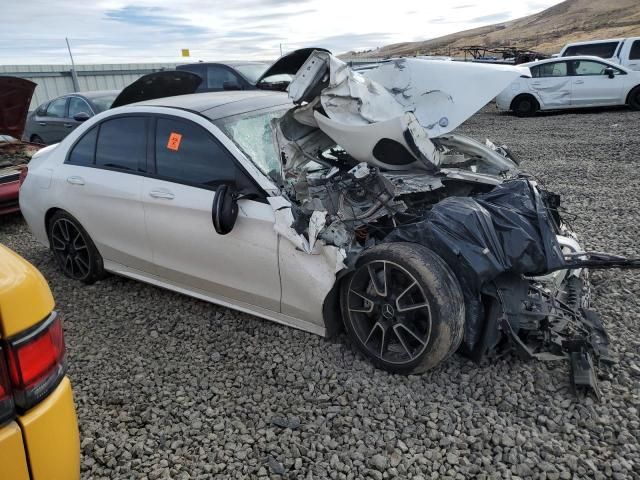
[1,0,563,64]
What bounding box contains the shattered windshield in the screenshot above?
[215,108,289,180]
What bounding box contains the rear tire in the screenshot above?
[340,243,465,374]
[627,86,640,110]
[47,211,104,284]
[511,95,539,117]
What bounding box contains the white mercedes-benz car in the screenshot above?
[20,51,635,394]
[495,55,640,116]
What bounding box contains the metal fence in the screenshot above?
[0,63,179,110]
[1,58,390,111]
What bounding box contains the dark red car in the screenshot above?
[0,76,41,215]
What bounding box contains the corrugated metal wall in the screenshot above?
[0,63,179,110]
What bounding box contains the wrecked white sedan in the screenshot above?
[20,51,637,397]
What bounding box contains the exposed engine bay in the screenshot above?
[264,51,639,398]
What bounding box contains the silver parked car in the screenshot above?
[23,91,119,144]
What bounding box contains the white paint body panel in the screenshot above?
[141,177,281,312]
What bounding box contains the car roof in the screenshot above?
[563,38,623,46]
[80,90,120,99]
[179,61,269,68]
[133,90,292,120]
[520,55,620,67]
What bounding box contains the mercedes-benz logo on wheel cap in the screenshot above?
[382,304,395,319]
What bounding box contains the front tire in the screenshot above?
[511,95,539,117]
[48,211,104,284]
[627,86,640,110]
[340,243,465,374]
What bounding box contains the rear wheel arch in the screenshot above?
[44,207,62,236]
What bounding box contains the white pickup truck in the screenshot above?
[559,37,640,70]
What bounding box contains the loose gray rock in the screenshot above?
[370,454,388,471]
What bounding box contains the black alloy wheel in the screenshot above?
[346,260,433,365]
[341,243,465,374]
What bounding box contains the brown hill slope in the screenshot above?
[346,0,640,58]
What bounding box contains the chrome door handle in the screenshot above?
[531,82,541,86]
[149,189,175,200]
[66,176,85,185]
[574,80,584,84]
[38,122,47,126]
[63,123,73,128]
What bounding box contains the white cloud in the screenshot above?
[0,0,563,64]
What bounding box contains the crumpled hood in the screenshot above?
[288,52,530,137]
[0,76,37,139]
[276,51,528,172]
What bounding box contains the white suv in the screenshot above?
[559,37,640,71]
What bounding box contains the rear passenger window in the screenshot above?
[95,117,146,172]
[531,62,567,78]
[155,117,236,188]
[630,40,640,61]
[67,127,97,166]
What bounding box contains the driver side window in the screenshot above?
[570,60,619,76]
[154,117,237,189]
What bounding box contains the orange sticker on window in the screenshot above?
[167,132,182,151]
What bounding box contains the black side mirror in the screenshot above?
[604,67,615,79]
[212,184,239,235]
[223,81,241,91]
[73,112,91,122]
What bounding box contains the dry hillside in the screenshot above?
[345,0,640,58]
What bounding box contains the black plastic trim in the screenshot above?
[6,311,58,347]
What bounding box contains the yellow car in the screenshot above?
[0,244,79,480]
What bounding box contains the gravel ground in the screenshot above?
[1,105,639,480]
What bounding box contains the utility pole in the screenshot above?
[65,37,80,92]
